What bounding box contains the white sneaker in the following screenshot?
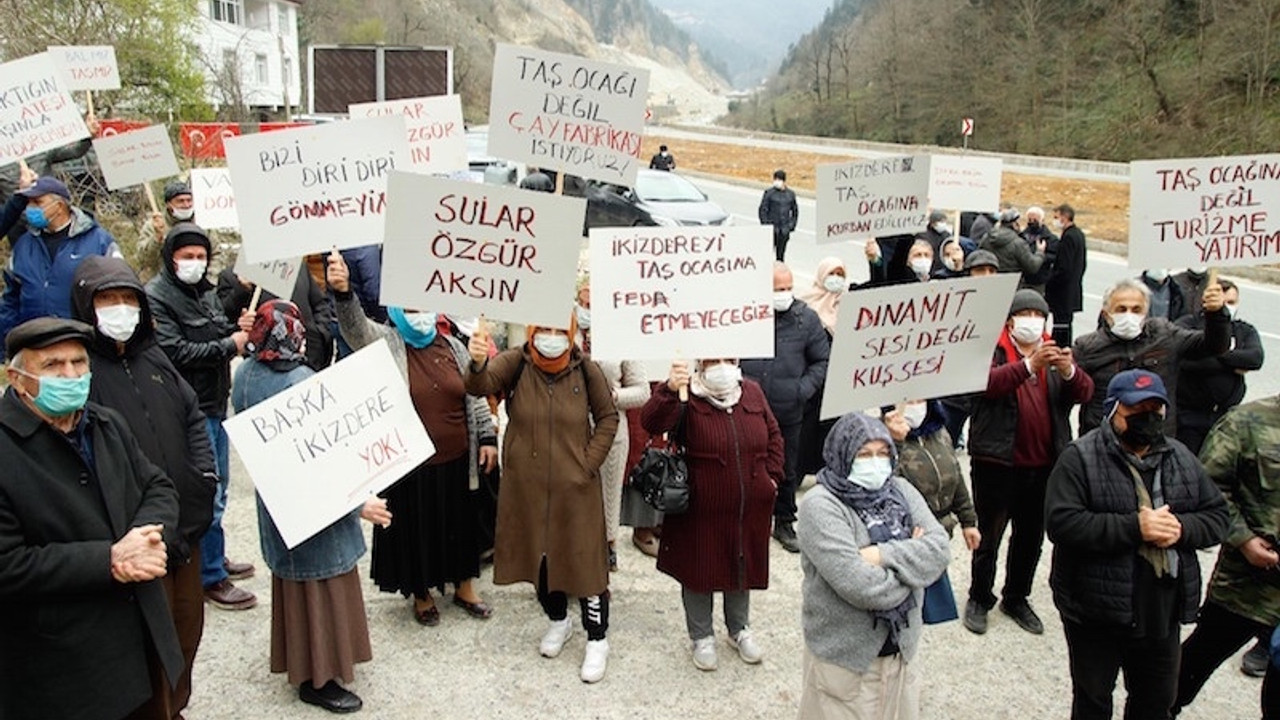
[581,639,609,683]
[728,629,763,664]
[691,636,718,671]
[540,617,574,658]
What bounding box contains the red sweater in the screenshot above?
[987,330,1052,468]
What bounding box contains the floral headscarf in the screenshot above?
[248,299,307,370]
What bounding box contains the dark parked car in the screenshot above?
[579,169,731,231]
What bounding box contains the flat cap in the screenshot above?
[964,249,999,270]
[6,317,94,360]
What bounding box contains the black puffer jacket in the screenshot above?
[1045,424,1228,628]
[979,224,1044,279]
[144,223,239,418]
[741,300,830,426]
[1073,310,1230,435]
[71,256,217,565]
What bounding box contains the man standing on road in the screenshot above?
[1073,277,1228,437]
[758,170,799,262]
[146,223,258,612]
[649,145,675,171]
[1045,369,1227,720]
[963,290,1093,637]
[741,262,829,553]
[1173,393,1280,717]
[0,317,184,720]
[1047,204,1087,347]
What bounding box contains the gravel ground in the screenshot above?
[185,449,1262,720]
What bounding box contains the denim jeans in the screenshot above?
[199,416,230,589]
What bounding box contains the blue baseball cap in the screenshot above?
[1106,369,1168,408]
[17,176,71,201]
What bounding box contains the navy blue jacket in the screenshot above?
[0,207,119,353]
[741,300,830,426]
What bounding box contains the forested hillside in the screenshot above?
[722,0,1280,161]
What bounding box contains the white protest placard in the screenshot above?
[225,115,412,262]
[817,155,931,243]
[92,124,179,190]
[0,52,91,167]
[1129,154,1280,270]
[349,95,467,175]
[487,43,650,186]
[380,171,585,328]
[225,340,435,549]
[821,274,1020,418]
[233,252,302,301]
[48,45,121,91]
[588,226,775,361]
[928,155,1003,211]
[190,167,239,230]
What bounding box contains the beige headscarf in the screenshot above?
[797,256,846,333]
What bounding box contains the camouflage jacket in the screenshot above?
[1200,395,1280,626]
[895,428,976,535]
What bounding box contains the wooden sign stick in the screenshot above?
[247,286,264,313]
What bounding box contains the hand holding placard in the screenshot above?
[467,317,490,366]
[1202,279,1224,312]
[326,250,350,293]
[360,497,392,528]
[667,359,691,395]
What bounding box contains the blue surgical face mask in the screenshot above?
[848,456,893,491]
[16,369,92,417]
[24,206,50,231]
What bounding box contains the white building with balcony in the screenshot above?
[196,0,302,112]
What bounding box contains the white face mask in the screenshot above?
[452,316,479,337]
[910,257,932,277]
[772,179,784,190]
[1226,303,1239,319]
[848,456,893,491]
[902,403,927,429]
[1109,311,1145,340]
[935,222,952,236]
[946,256,964,272]
[174,258,207,285]
[170,207,195,222]
[1011,316,1045,345]
[575,304,591,330]
[533,332,570,358]
[1189,266,1208,275]
[822,274,846,293]
[772,291,793,312]
[96,303,142,342]
[1145,268,1169,283]
[701,363,741,393]
[406,312,437,335]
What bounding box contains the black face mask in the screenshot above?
[1026,221,1041,232]
[1119,410,1165,448]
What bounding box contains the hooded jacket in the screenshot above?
[145,223,240,417]
[978,224,1044,280]
[0,206,120,353]
[71,256,217,565]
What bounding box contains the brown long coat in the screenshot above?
[466,347,619,597]
[641,381,784,593]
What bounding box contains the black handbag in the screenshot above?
[628,401,690,515]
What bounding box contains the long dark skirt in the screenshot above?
[270,568,372,688]
[371,454,479,597]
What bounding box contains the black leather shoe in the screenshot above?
[772,521,800,554]
[963,600,988,635]
[299,680,362,714]
[1000,600,1045,635]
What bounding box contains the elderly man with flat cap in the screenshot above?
[0,317,183,720]
[0,176,120,355]
[1045,369,1228,720]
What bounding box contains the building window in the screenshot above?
[209,0,242,25]
[283,57,292,86]
[277,4,292,35]
[255,54,269,85]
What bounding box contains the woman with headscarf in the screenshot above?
[575,277,650,571]
[464,315,619,683]
[796,412,950,719]
[641,357,783,671]
[231,300,393,714]
[797,256,847,336]
[326,252,498,627]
